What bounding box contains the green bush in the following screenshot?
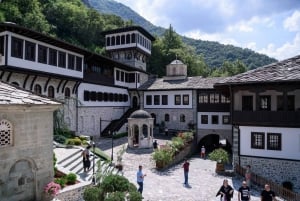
[54,178,66,188]
[127,191,143,201]
[208,148,229,164]
[66,138,82,145]
[66,173,77,184]
[101,174,131,193]
[54,128,74,138]
[105,192,125,201]
[79,135,89,141]
[54,135,67,144]
[83,187,102,201]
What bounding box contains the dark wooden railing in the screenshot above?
[235,164,300,201]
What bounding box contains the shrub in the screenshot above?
[101,174,131,193]
[54,128,74,138]
[127,191,143,201]
[105,191,125,201]
[54,135,66,144]
[54,178,66,188]
[65,173,77,184]
[79,135,89,141]
[66,138,82,145]
[152,148,174,167]
[44,181,61,196]
[83,187,102,201]
[208,148,229,164]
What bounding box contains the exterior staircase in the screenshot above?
[101,107,138,136]
[54,146,115,183]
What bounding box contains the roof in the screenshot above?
[215,54,300,86]
[139,76,225,90]
[0,81,61,106]
[130,109,151,118]
[170,60,184,65]
[101,26,155,41]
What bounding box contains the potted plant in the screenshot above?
[208,148,229,172]
[151,148,173,169]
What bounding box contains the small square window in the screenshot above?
[201,115,208,124]
[146,95,152,105]
[162,95,168,105]
[251,132,265,149]
[211,115,219,124]
[222,115,230,124]
[175,95,181,105]
[183,94,189,105]
[267,133,281,150]
[154,95,160,105]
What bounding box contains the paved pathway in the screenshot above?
[96,136,280,201]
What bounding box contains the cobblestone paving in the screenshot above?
[96,137,282,201]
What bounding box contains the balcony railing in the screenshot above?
[232,111,300,126]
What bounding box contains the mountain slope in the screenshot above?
[84,0,277,69]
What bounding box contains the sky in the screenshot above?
[114,0,300,61]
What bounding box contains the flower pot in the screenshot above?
[216,163,225,172]
[155,161,165,169]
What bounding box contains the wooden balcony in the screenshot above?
[232,111,300,127]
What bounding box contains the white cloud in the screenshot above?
[258,33,300,60]
[284,10,300,31]
[227,16,274,33]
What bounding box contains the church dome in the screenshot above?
[130,109,151,119]
[170,59,184,65]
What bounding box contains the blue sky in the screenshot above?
[114,0,300,61]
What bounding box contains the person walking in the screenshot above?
[153,140,158,149]
[261,184,277,201]
[216,179,234,201]
[200,145,206,158]
[182,159,190,186]
[238,181,251,201]
[245,165,252,188]
[82,145,91,172]
[136,165,146,195]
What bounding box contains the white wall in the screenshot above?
[240,126,300,160]
[197,112,232,130]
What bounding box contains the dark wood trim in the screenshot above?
[57,79,64,93]
[239,154,300,162]
[44,77,51,92]
[61,80,68,93]
[6,71,12,82]
[72,81,81,94]
[0,70,5,79]
[30,75,37,91]
[23,74,30,88]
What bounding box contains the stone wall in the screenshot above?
[239,156,300,193]
[54,182,92,201]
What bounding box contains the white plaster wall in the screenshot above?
[240,126,300,160]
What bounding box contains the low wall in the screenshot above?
[54,182,92,201]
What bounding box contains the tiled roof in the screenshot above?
[215,54,300,85]
[139,76,225,90]
[0,81,61,105]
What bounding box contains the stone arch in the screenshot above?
[198,134,232,154]
[6,159,37,201]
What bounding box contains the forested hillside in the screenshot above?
[0,0,276,78]
[85,0,277,69]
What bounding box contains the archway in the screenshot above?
[198,134,233,155]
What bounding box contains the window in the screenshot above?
[106,37,110,46]
[116,35,120,45]
[180,114,185,122]
[111,36,115,45]
[242,96,253,111]
[48,48,57,66]
[0,36,4,56]
[103,93,108,101]
[162,95,168,105]
[277,95,295,111]
[121,71,124,82]
[126,34,130,44]
[97,92,103,101]
[0,119,13,148]
[267,133,281,150]
[76,56,82,71]
[165,114,170,122]
[183,95,189,105]
[58,51,66,68]
[116,70,120,81]
[48,86,55,98]
[34,84,42,95]
[114,93,118,102]
[25,41,35,61]
[199,93,208,103]
[11,37,23,58]
[146,95,152,105]
[64,87,70,98]
[90,91,97,101]
[154,95,160,105]
[38,45,47,64]
[84,91,90,101]
[251,132,265,149]
[68,54,75,70]
[131,33,136,43]
[211,115,219,124]
[259,96,271,111]
[221,95,230,103]
[210,93,219,103]
[121,35,125,44]
[109,93,113,101]
[201,115,208,124]
[175,95,181,105]
[222,115,230,124]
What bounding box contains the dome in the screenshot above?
[170,59,184,65]
[130,109,151,119]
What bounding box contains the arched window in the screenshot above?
[126,34,130,44]
[0,119,13,147]
[121,35,125,44]
[131,33,136,43]
[180,114,185,122]
[48,86,55,98]
[34,84,42,95]
[11,82,19,86]
[64,87,70,98]
[106,37,110,46]
[165,114,170,122]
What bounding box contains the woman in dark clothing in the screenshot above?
[82,145,91,172]
[216,179,234,201]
